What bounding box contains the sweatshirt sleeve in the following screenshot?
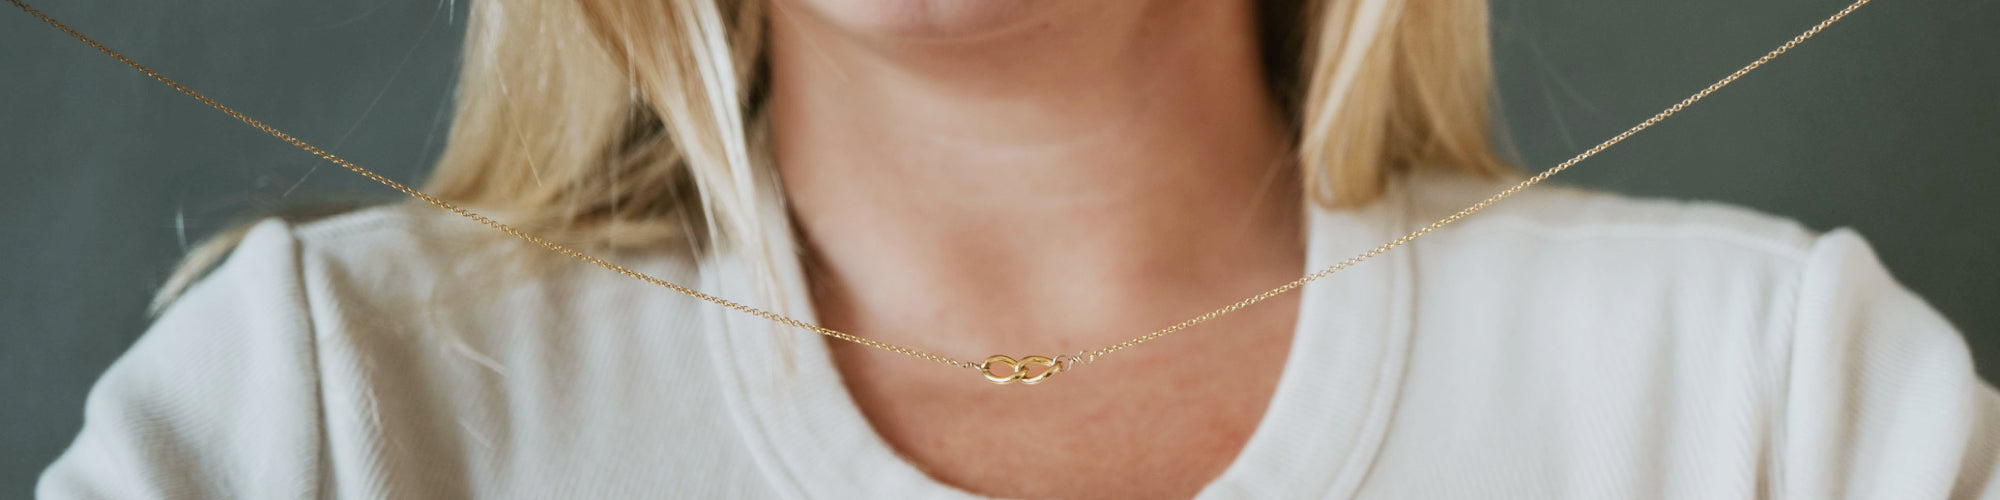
[38,219,323,499]
[1779,228,2000,499]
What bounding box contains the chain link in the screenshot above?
[9,0,1873,380]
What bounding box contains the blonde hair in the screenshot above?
[155,0,1511,312]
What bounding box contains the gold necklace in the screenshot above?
[9,0,1874,385]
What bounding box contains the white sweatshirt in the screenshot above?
[39,168,2000,499]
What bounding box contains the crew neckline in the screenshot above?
[699,179,1416,499]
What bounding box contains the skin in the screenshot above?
[766,0,1307,497]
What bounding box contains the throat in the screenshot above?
[768,0,1303,359]
[795,191,1306,357]
[770,0,1305,355]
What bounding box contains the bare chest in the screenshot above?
[830,339,1291,499]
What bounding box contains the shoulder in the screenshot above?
[214,203,509,284]
[183,204,517,328]
[1386,167,1915,341]
[1392,168,1942,324]
[1382,167,1898,401]
[199,205,714,375]
[1397,166,1822,263]
[283,202,528,278]
[174,204,710,381]
[1375,168,1998,496]
[221,204,700,310]
[44,204,707,497]
[1386,166,1973,405]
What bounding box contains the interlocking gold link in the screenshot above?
[979,355,1063,385]
[8,0,1873,382]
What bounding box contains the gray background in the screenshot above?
[2,0,1995,496]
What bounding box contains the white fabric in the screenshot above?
[40,168,2000,498]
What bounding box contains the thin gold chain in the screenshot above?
[9,0,1874,383]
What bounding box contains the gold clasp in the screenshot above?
[978,355,1062,385]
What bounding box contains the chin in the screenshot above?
[777,0,1065,41]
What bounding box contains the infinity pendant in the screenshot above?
[978,355,1062,385]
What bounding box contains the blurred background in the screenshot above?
[2,0,1996,496]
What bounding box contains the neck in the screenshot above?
[767,0,1303,356]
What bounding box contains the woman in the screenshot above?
[39,0,1999,497]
